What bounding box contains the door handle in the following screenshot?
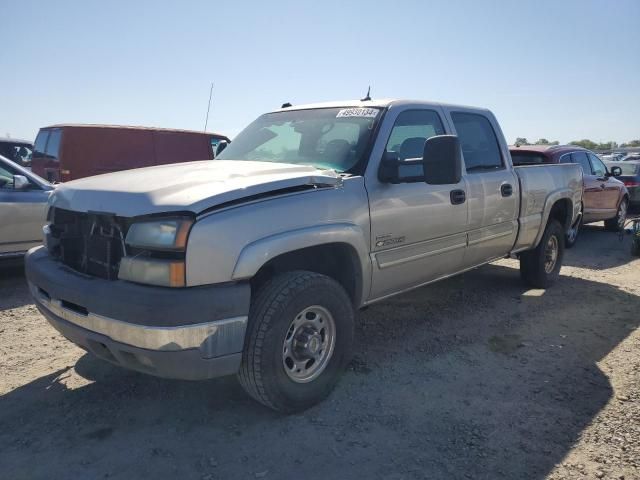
[500,184,513,197]
[450,189,466,205]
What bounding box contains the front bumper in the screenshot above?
[25,246,251,380]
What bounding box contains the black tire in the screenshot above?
[604,198,628,232]
[565,214,582,249]
[520,219,564,288]
[238,271,354,413]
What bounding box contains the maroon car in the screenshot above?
[510,145,629,247]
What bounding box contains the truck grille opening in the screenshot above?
[47,208,131,280]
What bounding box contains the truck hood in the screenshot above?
[48,160,342,217]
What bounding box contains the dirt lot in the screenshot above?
[1,224,639,480]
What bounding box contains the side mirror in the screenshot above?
[422,135,462,185]
[215,141,229,157]
[609,166,622,177]
[13,175,30,190]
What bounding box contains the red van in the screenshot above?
[31,125,229,182]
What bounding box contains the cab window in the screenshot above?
[385,110,445,179]
[451,112,503,172]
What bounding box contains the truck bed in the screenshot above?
[511,163,583,253]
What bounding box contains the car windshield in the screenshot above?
[216,107,382,173]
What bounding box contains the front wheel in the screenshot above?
[238,271,354,413]
[604,198,628,232]
[565,213,582,249]
[520,219,564,288]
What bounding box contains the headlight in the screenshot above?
[118,257,185,287]
[125,217,193,250]
[119,217,194,287]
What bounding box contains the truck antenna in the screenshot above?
[361,86,371,102]
[203,82,214,132]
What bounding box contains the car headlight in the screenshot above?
[118,257,186,287]
[125,217,193,250]
[119,217,194,287]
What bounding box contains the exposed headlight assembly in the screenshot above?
[125,217,193,250]
[119,217,194,287]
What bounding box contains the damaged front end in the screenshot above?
[44,207,131,280]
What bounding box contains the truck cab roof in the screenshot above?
[273,99,492,114]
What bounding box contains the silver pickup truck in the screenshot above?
[25,99,582,412]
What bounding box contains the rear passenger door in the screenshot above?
[562,151,601,221]
[446,110,519,268]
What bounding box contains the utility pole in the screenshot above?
[203,82,214,132]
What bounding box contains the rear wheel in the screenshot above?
[520,220,564,288]
[238,271,354,413]
[604,198,628,232]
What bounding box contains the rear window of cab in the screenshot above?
[510,151,549,166]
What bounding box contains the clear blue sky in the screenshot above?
[1,0,638,144]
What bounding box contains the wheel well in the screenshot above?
[548,199,572,231]
[250,243,363,307]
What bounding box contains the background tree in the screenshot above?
[533,138,560,145]
[627,140,640,147]
[569,139,598,150]
[514,137,530,145]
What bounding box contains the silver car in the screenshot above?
[0,154,53,259]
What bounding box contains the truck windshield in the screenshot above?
[216,107,382,173]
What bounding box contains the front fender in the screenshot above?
[232,223,371,300]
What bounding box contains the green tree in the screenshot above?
[569,139,598,150]
[627,139,640,147]
[514,137,530,146]
[595,141,618,151]
[533,138,560,145]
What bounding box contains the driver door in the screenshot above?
[366,108,468,300]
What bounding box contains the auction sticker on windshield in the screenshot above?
[336,108,379,118]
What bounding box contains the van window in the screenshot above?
[34,130,50,157]
[45,129,62,161]
[451,112,503,172]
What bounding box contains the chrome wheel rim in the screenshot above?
[618,201,627,229]
[567,221,580,243]
[544,235,559,274]
[282,305,336,383]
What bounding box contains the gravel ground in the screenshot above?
[1,224,639,480]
